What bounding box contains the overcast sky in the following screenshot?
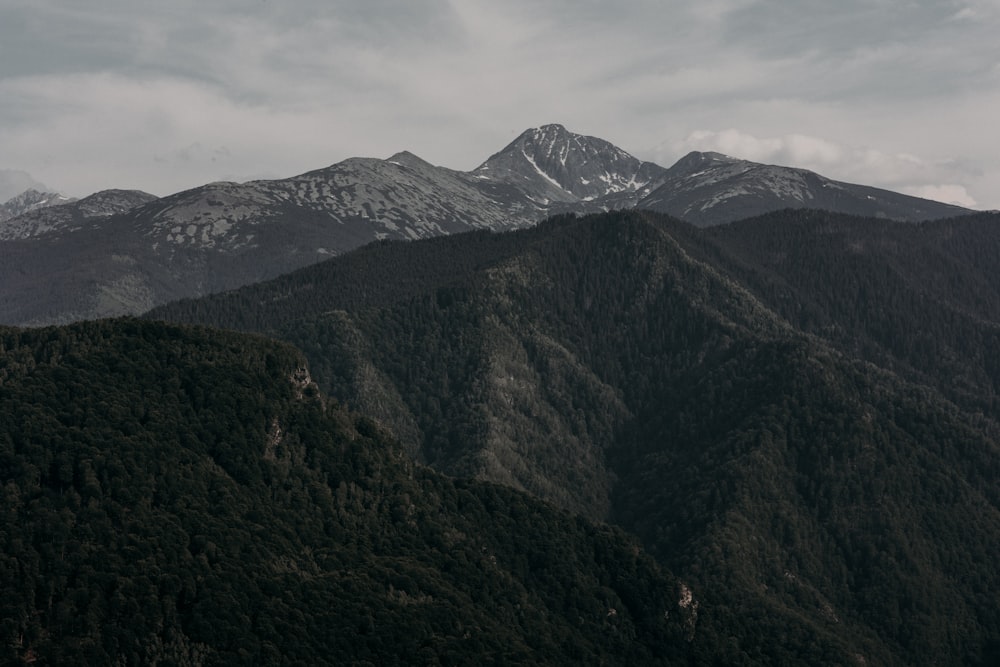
[2,0,998,208]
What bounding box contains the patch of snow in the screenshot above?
[625,174,648,190]
[521,149,570,193]
[700,186,752,211]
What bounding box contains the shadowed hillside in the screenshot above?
[0,318,694,665]
[149,211,1000,665]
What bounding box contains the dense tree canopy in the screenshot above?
[0,319,694,665]
[114,210,1000,663]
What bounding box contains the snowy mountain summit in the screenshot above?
[0,189,75,224]
[0,123,976,327]
[474,124,669,207]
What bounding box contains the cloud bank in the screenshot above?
[1,0,998,208]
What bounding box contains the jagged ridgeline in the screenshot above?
[0,319,700,665]
[150,210,1000,665]
[1,124,973,329]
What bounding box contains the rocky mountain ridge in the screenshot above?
[0,189,75,225]
[0,124,976,326]
[0,189,157,241]
[640,150,969,225]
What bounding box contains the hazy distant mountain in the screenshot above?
[0,125,977,326]
[640,151,970,226]
[0,189,75,225]
[0,169,49,203]
[0,189,157,240]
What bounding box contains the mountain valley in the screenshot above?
[1,125,998,664]
[149,208,1000,665]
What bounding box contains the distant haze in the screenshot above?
[0,169,49,201]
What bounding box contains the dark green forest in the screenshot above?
[667,209,1000,417]
[1,319,696,665]
[149,209,1000,665]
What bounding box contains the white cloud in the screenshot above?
[675,129,845,167]
[902,184,977,208]
[0,72,406,197]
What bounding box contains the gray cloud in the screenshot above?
[2,0,998,208]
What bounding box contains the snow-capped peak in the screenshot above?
[0,189,76,223]
[473,124,669,205]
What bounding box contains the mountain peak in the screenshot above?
[643,151,970,226]
[386,150,434,170]
[0,188,75,223]
[0,188,157,242]
[474,124,667,204]
[668,151,742,174]
[74,189,159,217]
[527,123,569,139]
[0,169,49,203]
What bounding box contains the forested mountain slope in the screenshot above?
[150,210,1000,665]
[0,319,695,665]
[665,209,1000,416]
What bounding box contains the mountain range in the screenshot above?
[639,150,970,226]
[0,124,972,327]
[0,189,76,225]
[148,208,1000,665]
[2,120,999,663]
